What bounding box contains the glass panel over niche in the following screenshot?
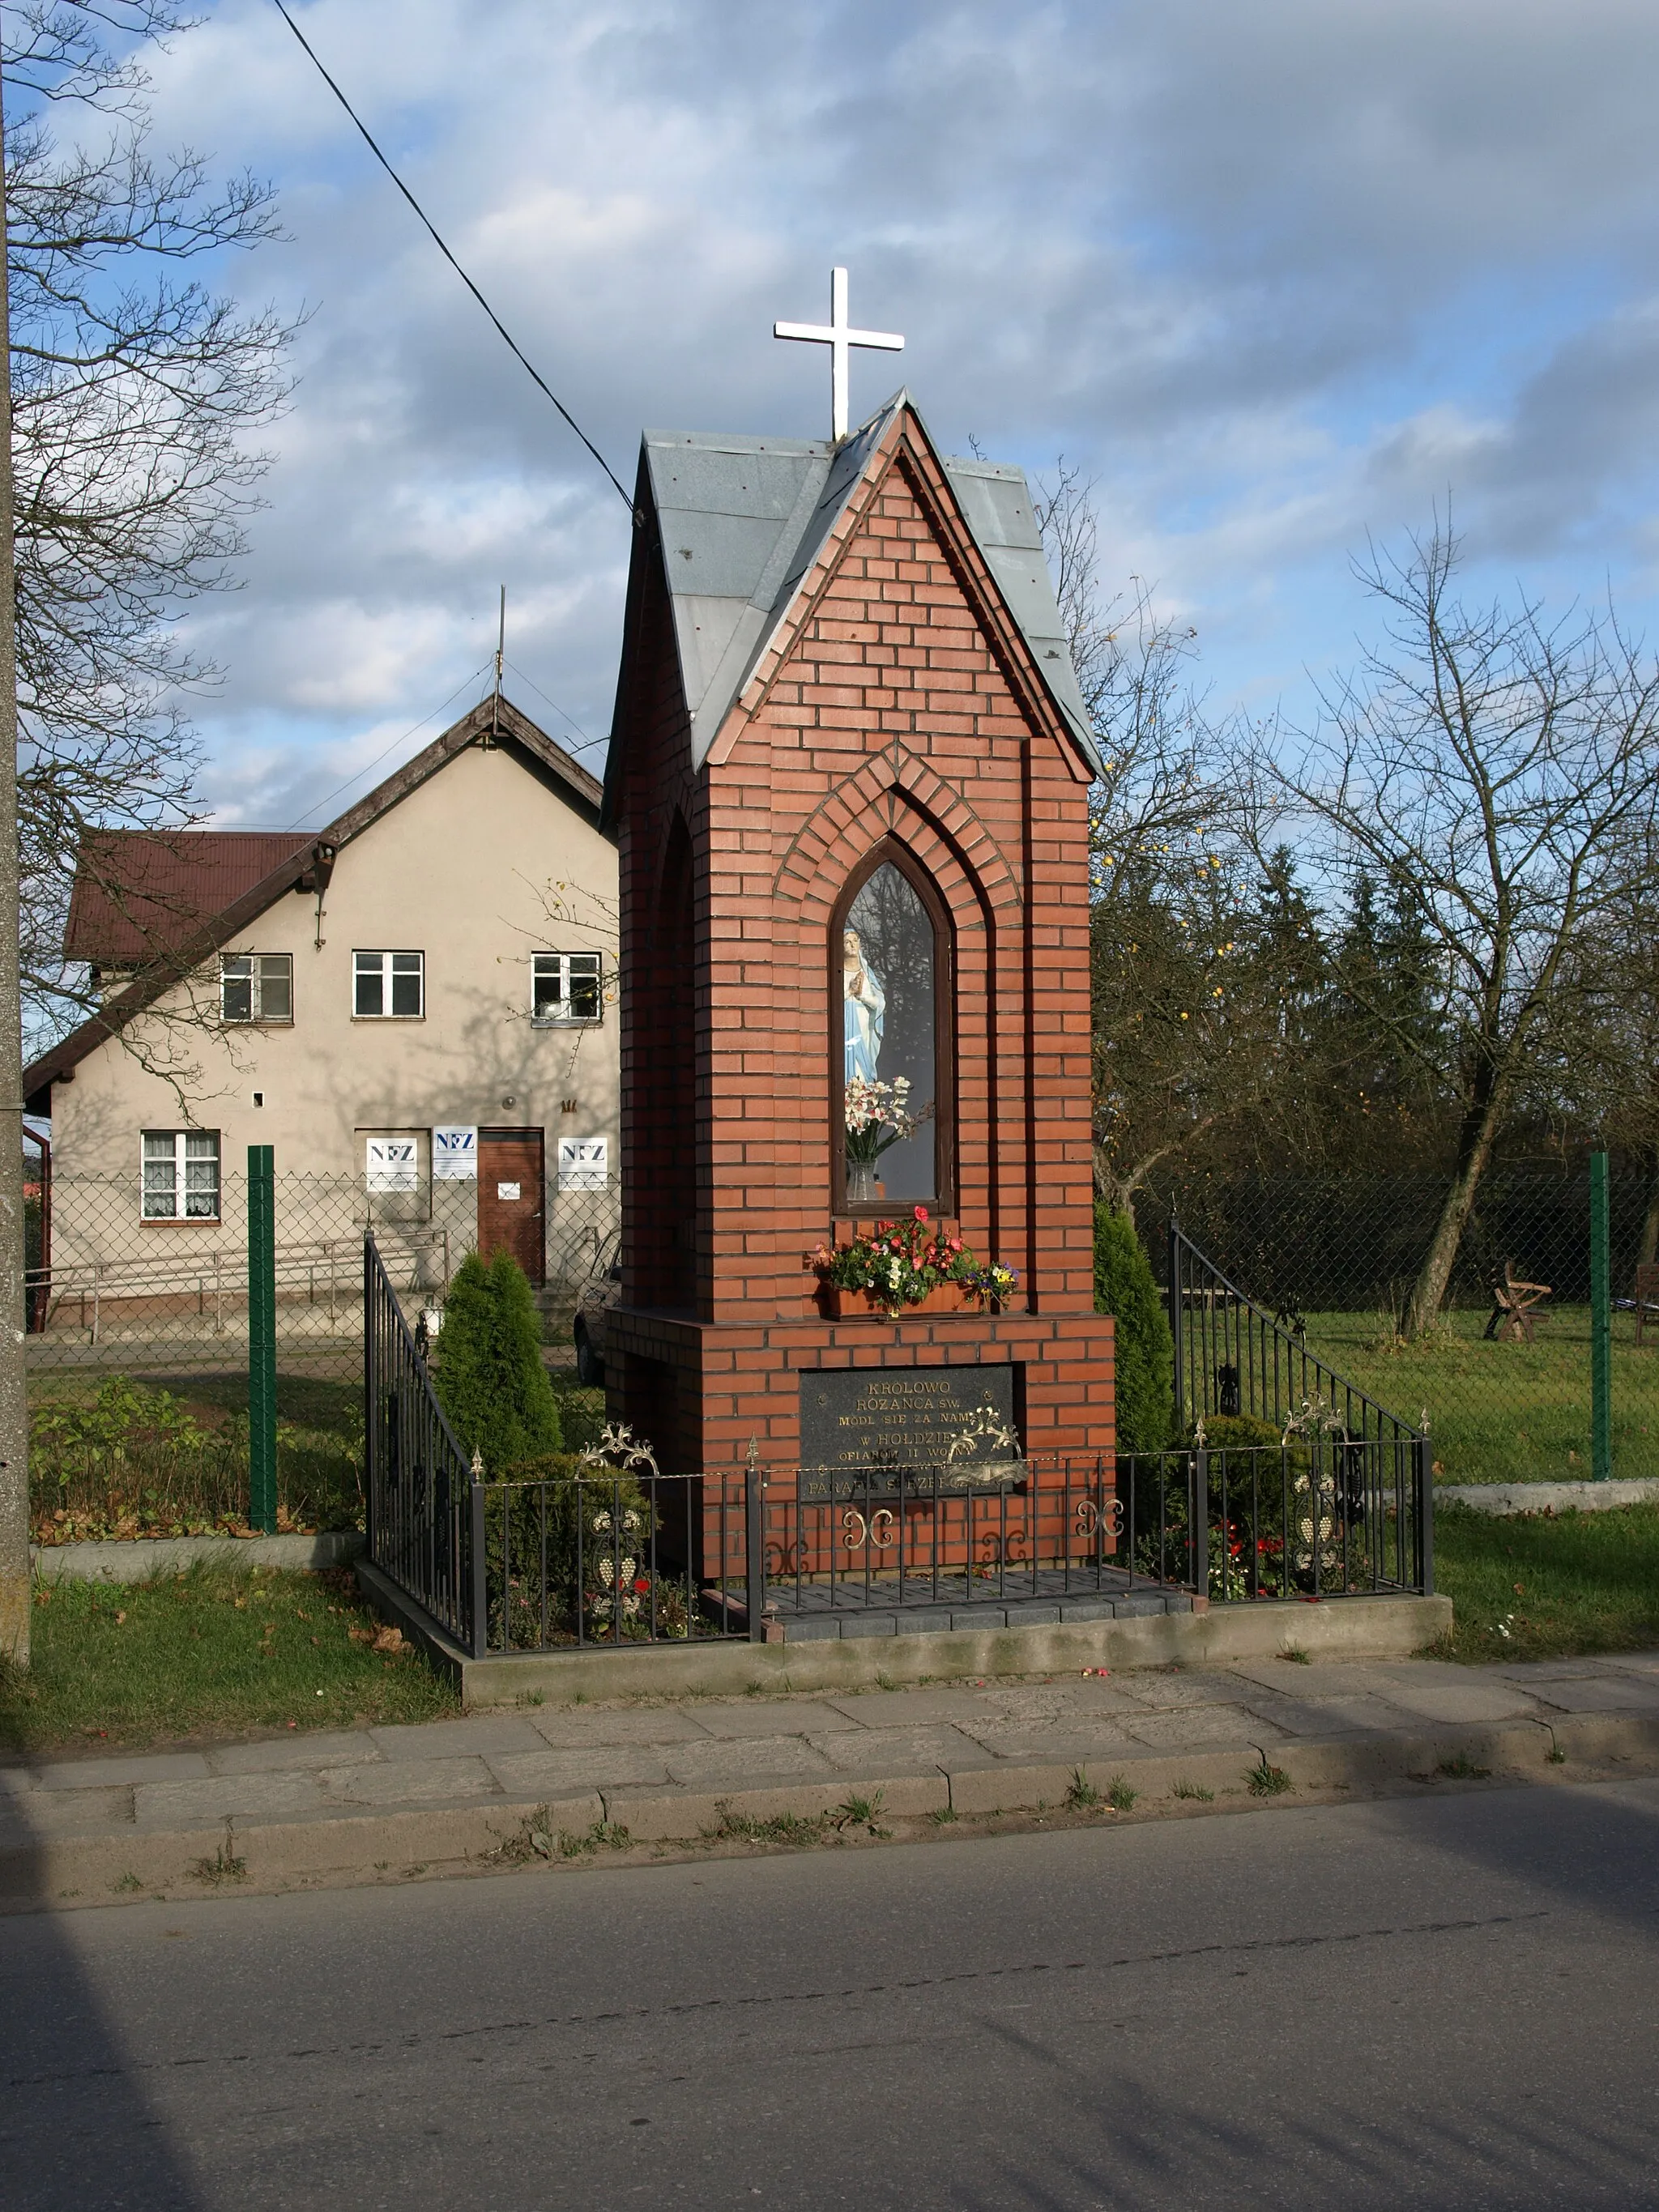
[842,862,937,1204]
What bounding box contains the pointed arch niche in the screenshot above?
[830,839,956,1214]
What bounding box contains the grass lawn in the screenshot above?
[1432,1501,1659,1663]
[1299,1305,1659,1484]
[0,1565,458,1754]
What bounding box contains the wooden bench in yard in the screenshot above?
[1634,1263,1659,1345]
[1484,1259,1551,1343]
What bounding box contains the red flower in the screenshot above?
[914,1205,929,1223]
[633,1578,650,1594]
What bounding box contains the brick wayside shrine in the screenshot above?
[600,382,1115,1536]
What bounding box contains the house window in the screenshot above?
[221,953,292,1024]
[532,952,602,1024]
[354,950,424,1019]
[142,1131,221,1221]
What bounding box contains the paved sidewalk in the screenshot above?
[6,1649,1659,1907]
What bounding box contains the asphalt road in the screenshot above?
[4,1780,1658,2210]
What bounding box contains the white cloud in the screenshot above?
[75,0,1659,816]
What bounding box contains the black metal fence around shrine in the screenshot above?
[365,1235,1431,1661]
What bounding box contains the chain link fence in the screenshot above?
[21,1145,619,1541]
[1140,1166,1659,1485]
[26,1165,620,1386]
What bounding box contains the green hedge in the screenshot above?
[433,1251,562,1473]
[1094,1204,1175,1453]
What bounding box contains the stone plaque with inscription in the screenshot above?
[797,1366,1021,1500]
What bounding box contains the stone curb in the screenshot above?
[353,1560,1452,1707]
[33,1532,364,1583]
[1438,1480,1659,1515]
[7,1701,1657,1914]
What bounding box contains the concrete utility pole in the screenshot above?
[0,70,29,1667]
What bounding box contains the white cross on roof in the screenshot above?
[774,267,904,442]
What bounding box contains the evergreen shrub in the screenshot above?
[1093,1204,1174,1453]
[433,1250,562,1473]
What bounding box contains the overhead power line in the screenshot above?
[268,0,634,512]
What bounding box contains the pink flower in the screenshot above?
[914,1205,929,1223]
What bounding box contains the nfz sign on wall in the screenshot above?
[557,1137,608,1190]
[433,1125,478,1180]
[365,1137,419,1192]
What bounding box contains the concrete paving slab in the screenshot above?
[483,1747,674,1795]
[1350,1678,1546,1724]
[1522,1678,1659,1714]
[318,1757,501,1807]
[675,1699,860,1740]
[0,1787,133,1835]
[1120,1707,1289,1750]
[28,1753,212,1791]
[659,1737,838,1788]
[956,1720,1147,1762]
[1355,1660,1525,1694]
[1112,1669,1281,1711]
[1232,1694,1431,1738]
[804,1725,995,1776]
[207,1732,382,1775]
[1211,1658,1382,1697]
[366,1716,548,1761]
[970,1680,1144,1718]
[818,1688,1004,1727]
[134,1772,333,1827]
[527,1707,717,1749]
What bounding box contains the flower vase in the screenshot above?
[845,1160,881,1205]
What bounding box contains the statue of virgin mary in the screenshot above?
[843,927,885,1084]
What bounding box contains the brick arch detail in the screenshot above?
[773,746,1022,927]
[760,770,1012,1249]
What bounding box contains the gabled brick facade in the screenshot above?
[606,401,1114,1477]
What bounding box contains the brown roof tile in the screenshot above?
[63,831,309,963]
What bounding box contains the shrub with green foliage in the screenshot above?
[433,1251,562,1472]
[1094,1204,1174,1453]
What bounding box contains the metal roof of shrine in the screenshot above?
[631,390,1101,776]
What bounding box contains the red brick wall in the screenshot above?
[611,410,1114,1472]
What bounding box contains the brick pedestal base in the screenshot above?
[608,1302,1116,1473]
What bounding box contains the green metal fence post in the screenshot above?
[247,1144,277,1533]
[1591,1149,1612,1483]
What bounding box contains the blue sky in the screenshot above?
[70,0,1659,825]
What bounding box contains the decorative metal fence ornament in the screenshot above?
[579,1421,660,1479]
[942,1396,1024,1490]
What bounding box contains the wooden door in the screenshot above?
[476,1127,546,1285]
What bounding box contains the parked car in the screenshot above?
[574,1234,621,1384]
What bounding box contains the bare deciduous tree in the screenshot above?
[1036,460,1247,1209]
[1035,461,1222,914]
[6,2,294,1059]
[1253,527,1659,1336]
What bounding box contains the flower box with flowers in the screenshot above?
[807,1208,1019,1318]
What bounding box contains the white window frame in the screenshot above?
[531,951,603,1026]
[220,952,293,1025]
[141,1130,221,1221]
[353,949,424,1020]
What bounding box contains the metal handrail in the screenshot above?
[1168,1217,1424,1448]
[363,1233,478,1650]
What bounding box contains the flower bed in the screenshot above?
[29,1376,362,1543]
